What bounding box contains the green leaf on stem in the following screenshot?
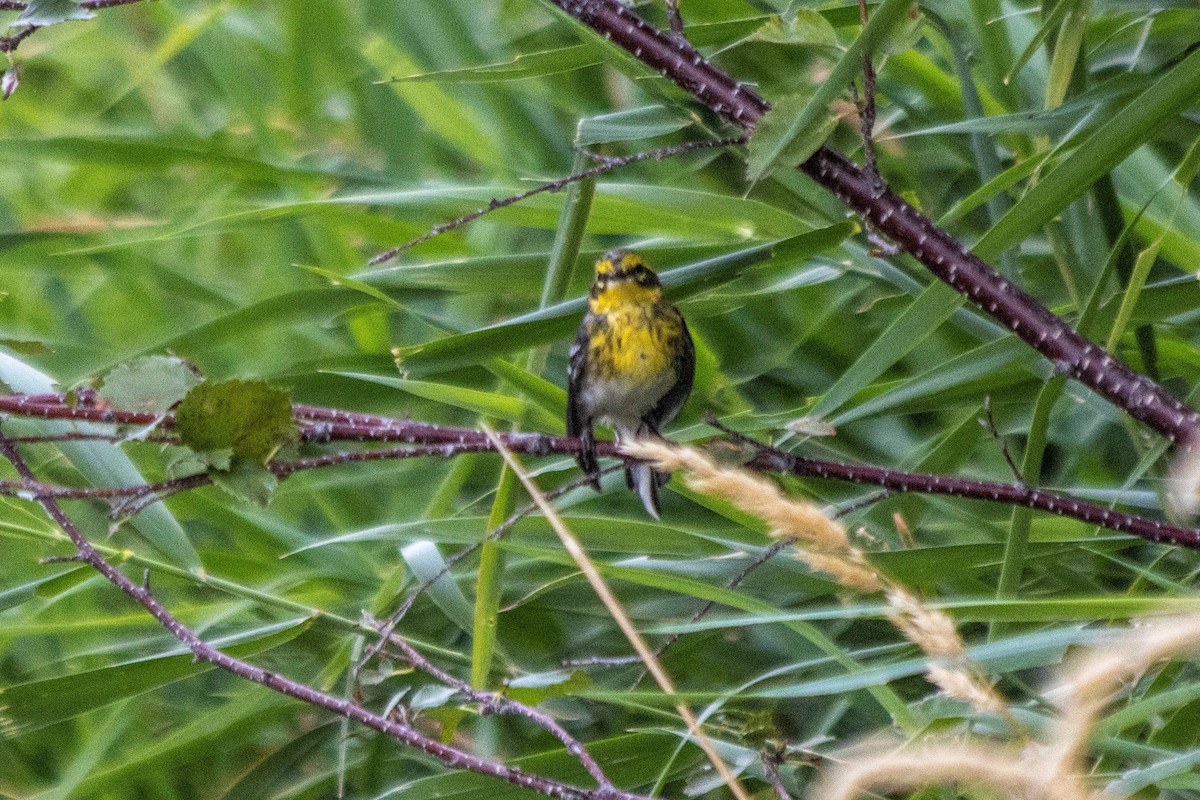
[98,356,202,417]
[174,380,297,466]
[13,0,93,27]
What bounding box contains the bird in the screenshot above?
[566,249,695,518]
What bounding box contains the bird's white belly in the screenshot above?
[577,369,677,436]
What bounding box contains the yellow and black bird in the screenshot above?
[567,249,695,518]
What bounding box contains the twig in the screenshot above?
[761,748,794,800]
[0,431,650,800]
[856,0,880,187]
[704,414,1200,549]
[371,629,614,788]
[646,535,799,669]
[567,534,802,671]
[545,0,1200,446]
[484,425,754,800]
[1,393,1196,549]
[357,468,620,671]
[664,0,684,40]
[367,136,744,265]
[0,25,35,53]
[831,490,892,519]
[980,397,1024,485]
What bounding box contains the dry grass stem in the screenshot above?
[818,617,1200,799]
[487,428,754,800]
[1044,616,1200,781]
[812,743,1089,800]
[625,441,1007,716]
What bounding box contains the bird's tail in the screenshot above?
[624,461,670,520]
[616,425,671,519]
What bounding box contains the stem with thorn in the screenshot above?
[0,432,649,800]
[1,393,1196,549]
[544,0,1200,445]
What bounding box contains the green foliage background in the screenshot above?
[2,0,1200,797]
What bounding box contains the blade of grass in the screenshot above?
[484,425,753,800]
[975,45,1200,260]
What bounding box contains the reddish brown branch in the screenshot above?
[0,24,35,53]
[0,432,648,800]
[1,393,1195,549]
[544,0,1200,446]
[0,0,148,10]
[748,445,1195,547]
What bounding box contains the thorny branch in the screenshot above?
[544,0,1200,446]
[0,429,650,800]
[1,392,1196,548]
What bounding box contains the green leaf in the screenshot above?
[333,373,556,429]
[1004,0,1072,88]
[210,460,279,506]
[976,46,1200,261]
[576,105,693,146]
[746,89,838,183]
[503,670,591,706]
[0,619,310,738]
[0,352,201,571]
[174,380,298,465]
[745,0,915,183]
[13,0,93,27]
[816,281,963,419]
[748,8,838,48]
[219,724,336,800]
[399,541,475,634]
[396,228,849,373]
[385,44,602,83]
[98,356,203,417]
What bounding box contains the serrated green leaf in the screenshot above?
[0,352,201,571]
[210,460,279,506]
[98,356,202,417]
[174,380,298,465]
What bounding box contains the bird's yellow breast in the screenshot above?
[585,283,681,382]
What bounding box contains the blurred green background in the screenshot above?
[2,1,1200,797]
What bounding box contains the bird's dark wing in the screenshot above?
[566,321,600,486]
[644,315,695,434]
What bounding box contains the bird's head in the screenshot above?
[591,250,662,302]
